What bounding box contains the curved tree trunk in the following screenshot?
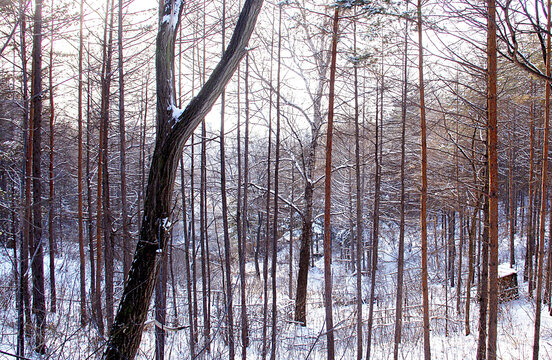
[103,0,263,357]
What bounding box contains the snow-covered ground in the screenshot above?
[1,226,551,359]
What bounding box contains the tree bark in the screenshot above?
[393,14,408,359]
[533,1,551,358]
[180,156,196,357]
[30,0,47,352]
[323,8,339,360]
[18,0,31,348]
[48,0,56,313]
[104,0,263,357]
[77,0,87,327]
[417,1,431,358]
[270,7,283,360]
[101,0,116,330]
[486,0,499,357]
[367,37,383,360]
[118,0,131,279]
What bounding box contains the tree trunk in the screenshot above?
[104,0,263,357]
[262,13,274,358]
[220,51,235,360]
[533,1,551,358]
[180,156,196,357]
[417,1,431,357]
[448,211,456,287]
[101,0,116,330]
[366,38,382,360]
[86,44,98,329]
[18,0,33,346]
[18,0,31,347]
[486,0,499,357]
[30,0,47,352]
[476,193,489,360]
[465,199,481,335]
[77,0,87,327]
[118,0,131,279]
[323,8,339,360]
[393,14,408,358]
[270,7,282,360]
[48,0,56,313]
[526,82,535,285]
[154,237,168,360]
[242,54,250,353]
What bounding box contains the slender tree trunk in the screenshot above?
[417,1,431,357]
[48,0,56,313]
[180,157,196,357]
[477,193,489,360]
[30,0,47,352]
[487,0,499,357]
[533,1,551,358]
[262,12,274,358]
[236,59,248,359]
[323,8,339,360]
[353,11,363,359]
[393,14,408,359]
[366,39,382,360]
[77,0,87,326]
[155,235,168,360]
[200,4,211,349]
[219,1,234,355]
[270,7,283,360]
[448,211,456,287]
[465,198,480,335]
[255,211,263,276]
[289,166,294,298]
[86,45,98,329]
[508,117,515,267]
[18,0,31,346]
[118,0,131,279]
[242,53,251,353]
[526,81,535,285]
[199,127,208,354]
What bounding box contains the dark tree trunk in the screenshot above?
[417,1,431,357]
[477,192,489,360]
[448,211,456,287]
[77,0,87,326]
[487,0,499,357]
[19,0,31,345]
[393,14,408,359]
[154,237,168,360]
[30,0,47,352]
[180,157,196,357]
[262,14,274,358]
[118,0,131,279]
[47,1,56,313]
[526,90,535,285]
[323,8,339,360]
[103,0,263,357]
[240,53,251,357]
[270,7,283,360]
[465,199,481,335]
[86,45,98,329]
[367,38,382,360]
[533,1,551,358]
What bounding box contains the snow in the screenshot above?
[161,0,182,30]
[168,103,184,127]
[1,225,551,359]
[498,263,517,277]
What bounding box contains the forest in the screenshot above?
[1,0,552,358]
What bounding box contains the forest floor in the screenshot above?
[1,225,551,359]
